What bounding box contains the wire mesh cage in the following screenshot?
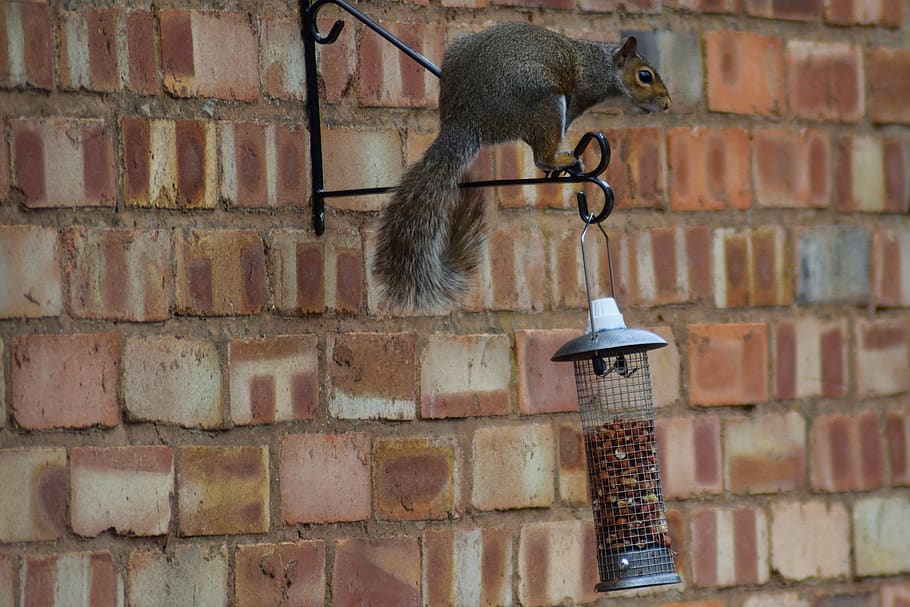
[574,351,679,591]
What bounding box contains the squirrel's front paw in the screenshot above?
[540,152,584,177]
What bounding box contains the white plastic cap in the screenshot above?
[587,297,626,333]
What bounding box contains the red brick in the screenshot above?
[23,552,120,607]
[229,334,318,425]
[274,124,309,206]
[706,30,784,116]
[557,423,589,505]
[669,127,751,210]
[517,520,598,607]
[178,446,269,536]
[867,47,910,124]
[856,317,910,398]
[548,222,621,309]
[826,0,902,25]
[770,500,850,580]
[62,227,172,322]
[886,408,910,485]
[123,336,222,428]
[787,41,864,122]
[375,437,458,520]
[87,8,119,91]
[493,141,576,210]
[815,593,879,607]
[747,0,822,19]
[71,446,173,537]
[811,412,885,492]
[601,127,667,208]
[0,555,12,606]
[260,17,305,100]
[161,10,258,101]
[691,506,769,587]
[834,135,908,213]
[268,230,324,314]
[322,128,402,211]
[334,536,420,607]
[580,0,662,11]
[12,333,118,429]
[853,495,910,576]
[0,119,8,202]
[328,332,417,419]
[420,333,510,418]
[688,323,768,406]
[628,226,714,306]
[315,17,356,102]
[125,11,159,94]
[753,128,830,208]
[481,226,546,311]
[175,229,267,315]
[15,3,54,90]
[280,433,371,524]
[360,22,443,108]
[516,329,578,415]
[774,318,848,399]
[422,527,512,607]
[656,416,723,498]
[664,0,738,10]
[235,541,325,607]
[713,227,792,308]
[128,544,228,607]
[11,118,115,208]
[649,325,681,408]
[725,411,806,494]
[472,423,555,510]
[0,448,67,542]
[0,224,62,318]
[122,117,217,208]
[881,583,910,607]
[744,594,809,607]
[873,227,910,307]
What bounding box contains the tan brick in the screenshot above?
[853,495,910,576]
[747,0,821,19]
[123,336,222,428]
[161,10,258,101]
[517,520,598,606]
[3,3,54,90]
[713,227,792,308]
[690,506,769,587]
[0,224,62,318]
[128,544,228,607]
[333,536,420,607]
[360,22,443,108]
[628,226,715,306]
[375,437,458,520]
[178,446,269,536]
[770,500,850,580]
[259,17,306,100]
[0,448,67,542]
[516,329,578,415]
[71,446,173,537]
[422,527,512,607]
[649,326,681,408]
[280,433,371,524]
[743,593,810,607]
[483,226,547,311]
[420,333,510,418]
[22,552,121,607]
[322,128,402,211]
[11,333,119,429]
[774,317,848,399]
[235,541,325,607]
[229,334,319,425]
[856,317,910,398]
[834,135,908,213]
[0,555,13,607]
[811,412,884,492]
[881,583,910,607]
[472,423,555,510]
[688,323,768,406]
[656,416,723,498]
[557,423,589,505]
[328,333,417,420]
[725,411,805,494]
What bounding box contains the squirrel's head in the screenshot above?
[614,37,672,113]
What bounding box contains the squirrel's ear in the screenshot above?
[614,36,638,67]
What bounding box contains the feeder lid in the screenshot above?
[551,327,668,362]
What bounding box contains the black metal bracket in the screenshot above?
[300,0,614,235]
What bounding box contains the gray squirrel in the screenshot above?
[373,22,671,311]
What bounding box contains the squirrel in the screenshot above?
[373,22,671,311]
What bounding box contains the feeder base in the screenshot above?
[595,546,681,592]
[596,571,681,592]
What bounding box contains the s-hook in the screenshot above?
[300,0,615,235]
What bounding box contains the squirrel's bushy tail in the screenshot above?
[374,127,485,311]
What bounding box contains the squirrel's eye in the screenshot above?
[637,69,654,85]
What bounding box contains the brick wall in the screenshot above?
[1,0,909,606]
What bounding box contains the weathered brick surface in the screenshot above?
[787,41,864,122]
[669,127,751,210]
[129,544,228,607]
[280,433,371,524]
[855,317,910,397]
[867,47,910,124]
[688,323,768,406]
[725,411,805,494]
[873,226,910,306]
[753,128,830,208]
[796,226,870,304]
[705,30,783,116]
[774,317,848,399]
[517,520,598,606]
[71,446,173,537]
[422,526,513,607]
[11,333,119,429]
[178,445,270,536]
[516,329,578,415]
[0,448,67,542]
[375,436,459,520]
[557,422,589,505]
[333,536,420,607]
[811,412,885,492]
[770,500,851,580]
[713,227,792,308]
[22,551,121,607]
[834,135,908,213]
[0,225,62,318]
[886,408,910,486]
[123,336,222,428]
[472,423,555,510]
[853,495,910,576]
[235,541,325,607]
[656,416,723,498]
[421,333,510,418]
[690,506,769,587]
[2,2,54,90]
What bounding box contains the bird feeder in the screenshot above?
[552,205,680,592]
